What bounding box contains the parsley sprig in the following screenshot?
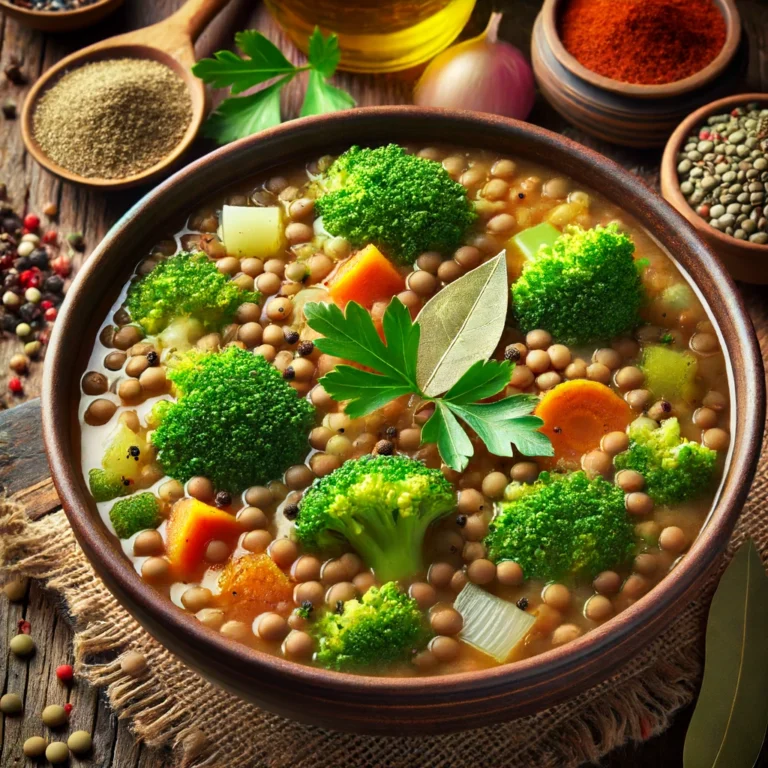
[192,28,355,145]
[304,299,553,472]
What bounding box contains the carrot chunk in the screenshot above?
[216,554,294,621]
[166,498,242,580]
[327,244,406,308]
[534,380,632,465]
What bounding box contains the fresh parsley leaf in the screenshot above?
[203,78,288,145]
[300,70,356,118]
[306,27,341,78]
[442,359,513,405]
[193,31,297,94]
[447,399,554,459]
[422,401,474,473]
[317,365,415,419]
[305,300,418,388]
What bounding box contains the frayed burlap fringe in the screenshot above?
[1,296,766,767]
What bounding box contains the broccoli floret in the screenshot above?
[151,346,315,493]
[89,468,130,502]
[511,224,644,345]
[125,251,261,335]
[295,455,455,582]
[109,493,161,539]
[315,144,476,264]
[485,471,635,581]
[313,582,431,671]
[614,418,717,505]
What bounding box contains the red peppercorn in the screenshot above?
[20,268,42,289]
[8,377,23,394]
[38,331,50,346]
[56,664,74,684]
[44,307,57,322]
[51,255,71,277]
[40,299,54,310]
[23,213,40,231]
[17,619,31,634]
[63,703,73,716]
[42,230,57,245]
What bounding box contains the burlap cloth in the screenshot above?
[1,291,766,768]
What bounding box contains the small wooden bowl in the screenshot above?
[42,108,765,734]
[0,0,123,33]
[661,93,768,284]
[531,0,744,147]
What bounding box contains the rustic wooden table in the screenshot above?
[1,0,767,765]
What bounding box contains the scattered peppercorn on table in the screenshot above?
[1,0,768,766]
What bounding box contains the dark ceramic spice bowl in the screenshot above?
[42,108,765,734]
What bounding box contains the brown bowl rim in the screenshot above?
[0,0,119,21]
[42,107,765,706]
[660,92,768,256]
[541,0,741,99]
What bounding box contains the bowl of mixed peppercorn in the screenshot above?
[531,0,744,147]
[0,0,124,32]
[661,94,768,284]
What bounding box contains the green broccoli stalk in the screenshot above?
[125,251,261,335]
[315,144,476,264]
[89,468,131,502]
[313,582,432,671]
[511,224,644,345]
[485,471,635,581]
[614,417,717,505]
[295,455,455,583]
[109,493,161,539]
[151,346,315,493]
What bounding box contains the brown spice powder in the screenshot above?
[33,58,193,180]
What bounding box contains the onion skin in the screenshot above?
[414,15,536,121]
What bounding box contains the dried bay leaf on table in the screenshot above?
[416,252,508,397]
[683,539,768,768]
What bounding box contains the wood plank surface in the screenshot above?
[1,0,767,765]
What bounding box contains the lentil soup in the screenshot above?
[78,143,730,677]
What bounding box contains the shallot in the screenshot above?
[414,13,536,121]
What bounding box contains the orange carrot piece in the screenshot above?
[327,244,406,308]
[216,554,294,622]
[166,498,242,581]
[534,380,632,465]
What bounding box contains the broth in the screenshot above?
[78,144,730,677]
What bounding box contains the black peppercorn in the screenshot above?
[18,302,41,322]
[301,600,313,615]
[384,425,397,440]
[283,503,299,521]
[42,275,64,293]
[516,597,529,610]
[3,274,20,291]
[518,192,525,199]
[214,490,232,508]
[455,514,467,528]
[282,366,296,381]
[374,439,394,456]
[2,314,16,332]
[335,600,345,615]
[297,340,314,356]
[504,344,521,362]
[146,350,159,366]
[14,256,31,271]
[29,249,49,269]
[284,329,300,345]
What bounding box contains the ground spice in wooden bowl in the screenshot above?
[558,0,727,85]
[32,58,192,180]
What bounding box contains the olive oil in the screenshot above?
[265,0,476,73]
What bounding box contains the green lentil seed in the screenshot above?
[67,730,93,755]
[10,633,35,657]
[0,693,23,715]
[45,741,70,764]
[42,704,68,727]
[23,736,48,758]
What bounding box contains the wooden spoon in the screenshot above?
[20,0,230,190]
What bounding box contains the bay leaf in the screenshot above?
[683,538,768,768]
[415,252,508,397]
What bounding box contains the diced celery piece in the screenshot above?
[508,222,561,262]
[221,205,285,259]
[454,582,535,662]
[641,345,698,402]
